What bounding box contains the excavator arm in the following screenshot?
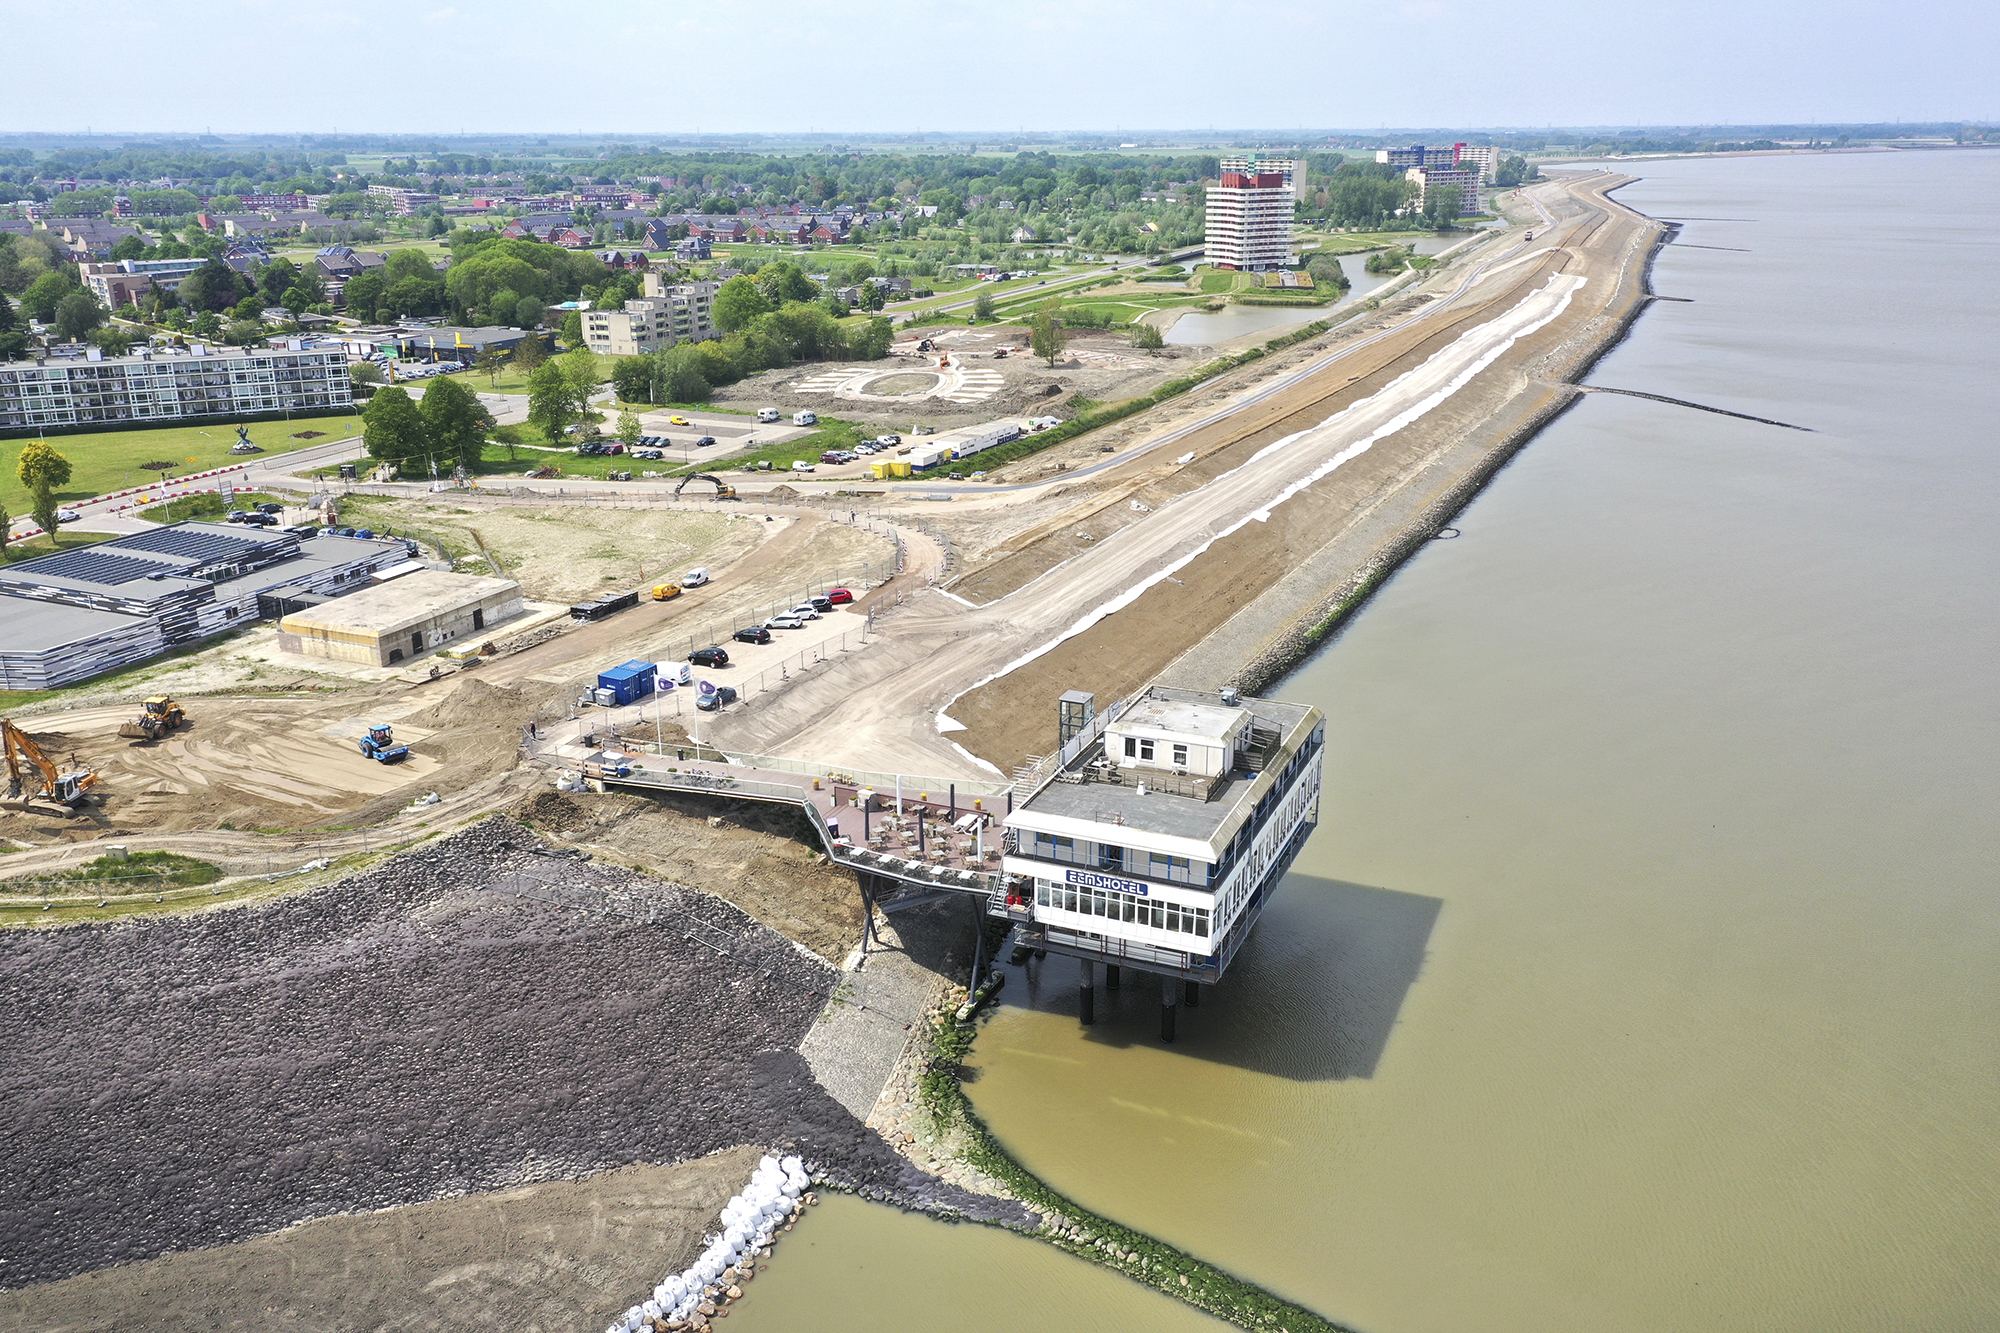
[2,719,95,808]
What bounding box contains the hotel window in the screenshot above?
[1097,843,1124,872]
[1172,743,1188,768]
[1138,738,1154,761]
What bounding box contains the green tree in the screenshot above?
[610,356,653,403]
[526,361,588,442]
[21,270,76,323]
[1028,299,1068,367]
[654,344,712,404]
[0,293,28,361]
[361,386,427,472]
[1304,253,1350,293]
[755,261,818,305]
[513,332,547,371]
[713,274,773,332]
[475,346,507,388]
[18,440,73,540]
[971,290,996,322]
[54,291,105,342]
[177,259,252,313]
[419,375,496,474]
[558,308,583,346]
[89,324,134,356]
[257,258,301,307]
[0,501,9,554]
[341,270,388,321]
[1130,321,1164,352]
[616,409,643,446]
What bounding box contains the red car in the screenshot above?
[826,587,855,605]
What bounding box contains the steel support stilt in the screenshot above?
[1106,964,1120,992]
[1079,960,1096,1026]
[1160,972,1178,1043]
[1184,978,1200,1009]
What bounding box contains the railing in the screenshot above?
[1033,924,1217,973]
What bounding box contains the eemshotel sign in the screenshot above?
[1065,867,1150,897]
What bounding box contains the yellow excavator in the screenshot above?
[2,718,98,811]
[118,695,188,743]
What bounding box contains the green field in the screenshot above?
[0,412,364,513]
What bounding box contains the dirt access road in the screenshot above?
[703,173,1661,775]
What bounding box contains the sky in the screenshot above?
[5,0,1995,135]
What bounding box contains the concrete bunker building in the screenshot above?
[277,570,524,666]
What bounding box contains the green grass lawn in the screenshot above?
[1,529,95,566]
[1197,270,1240,294]
[139,490,284,522]
[0,412,364,513]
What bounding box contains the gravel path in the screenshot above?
[0,818,1019,1293]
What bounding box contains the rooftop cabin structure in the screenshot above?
[1001,686,1325,1030]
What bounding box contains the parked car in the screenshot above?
[684,567,711,588]
[855,443,879,456]
[689,645,730,667]
[789,604,822,620]
[333,526,356,537]
[791,461,815,473]
[241,512,278,527]
[604,442,625,455]
[819,451,846,464]
[878,433,902,446]
[695,435,717,447]
[826,587,855,605]
[255,502,283,515]
[757,408,781,423]
[913,425,935,435]
[807,596,834,613]
[668,415,690,426]
[226,509,250,523]
[765,615,805,631]
[733,625,773,645]
[652,583,681,601]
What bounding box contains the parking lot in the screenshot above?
[615,407,811,468]
[565,602,873,739]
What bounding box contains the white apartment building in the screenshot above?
[0,343,352,432]
[1204,157,1298,271]
[581,279,720,357]
[1405,164,1482,214]
[1000,686,1325,1033]
[78,257,208,308]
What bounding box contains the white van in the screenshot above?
[683,567,711,588]
[757,408,781,423]
[792,410,818,426]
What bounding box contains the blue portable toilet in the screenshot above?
[596,659,657,705]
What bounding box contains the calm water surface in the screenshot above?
[759,151,2000,1332]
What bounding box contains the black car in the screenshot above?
[241,512,279,527]
[695,435,717,447]
[807,596,833,613]
[689,646,730,667]
[732,626,772,645]
[255,502,283,515]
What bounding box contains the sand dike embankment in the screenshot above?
[0,817,1020,1300]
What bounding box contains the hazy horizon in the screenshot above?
[7,0,1995,137]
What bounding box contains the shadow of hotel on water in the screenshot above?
[989,875,1441,1082]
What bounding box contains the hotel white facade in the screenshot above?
[1203,158,1299,272]
[1001,687,1325,1021]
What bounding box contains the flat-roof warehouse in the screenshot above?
[278,570,523,666]
[0,521,410,690]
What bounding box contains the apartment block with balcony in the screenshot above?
[1204,157,1298,272]
[581,280,720,357]
[0,344,353,433]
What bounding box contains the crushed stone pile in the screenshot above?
[0,816,1019,1291]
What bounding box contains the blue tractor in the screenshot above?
[358,723,410,764]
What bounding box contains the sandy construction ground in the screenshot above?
[334,498,766,604]
[704,173,1660,775]
[0,1149,762,1333]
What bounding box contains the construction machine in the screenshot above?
[357,723,410,764]
[2,718,98,811]
[118,695,187,743]
[673,473,739,501]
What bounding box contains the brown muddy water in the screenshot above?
[737,150,2000,1332]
